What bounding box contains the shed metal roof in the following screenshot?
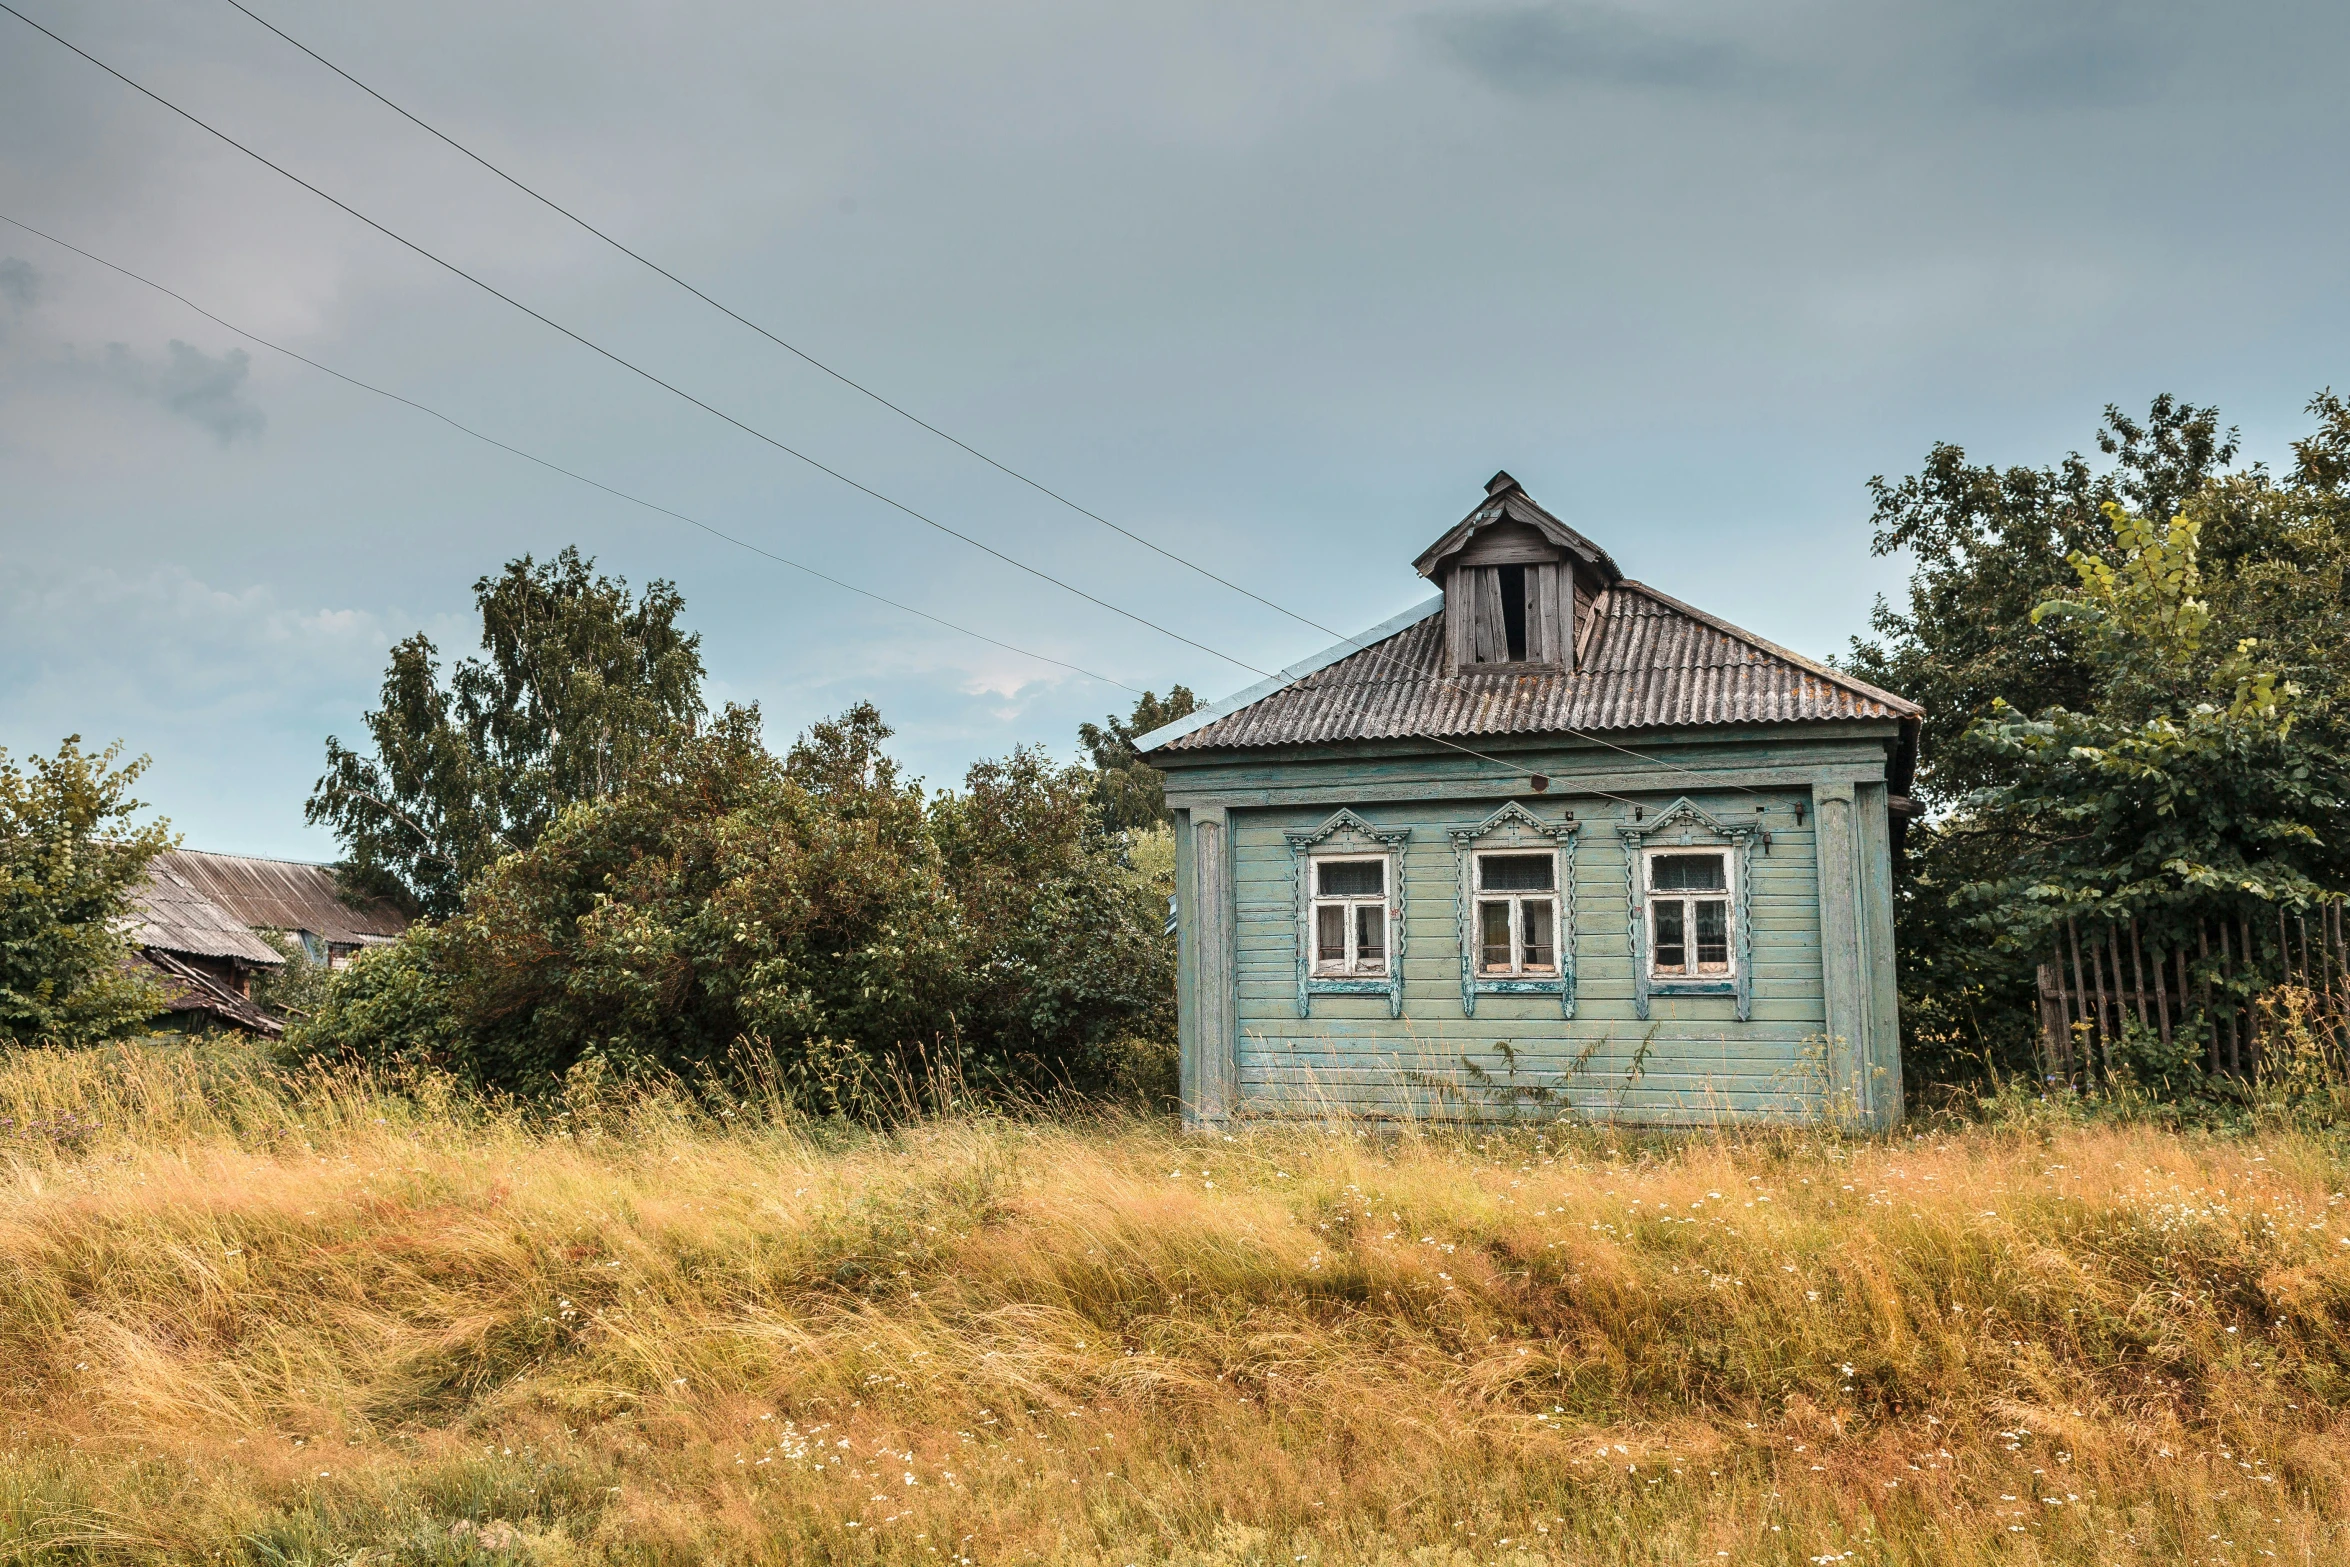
[1144,579,1918,756]
[129,858,286,964]
[156,849,408,946]
[127,849,410,962]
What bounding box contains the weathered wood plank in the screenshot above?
[1182,805,1237,1129]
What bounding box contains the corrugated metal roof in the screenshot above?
[126,849,410,962]
[128,859,286,963]
[151,849,410,947]
[1151,580,1919,755]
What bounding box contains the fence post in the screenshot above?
[2218,925,2237,1085]
[2241,914,2260,1076]
[2066,918,2090,1087]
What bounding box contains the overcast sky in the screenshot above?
[4,0,2346,858]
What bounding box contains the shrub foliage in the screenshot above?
[293,703,1174,1101]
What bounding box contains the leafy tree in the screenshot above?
[1970,505,2343,923]
[1854,394,2350,1086]
[309,547,705,915]
[294,704,1176,1103]
[1078,687,1198,832]
[1850,395,2240,804]
[0,737,174,1047]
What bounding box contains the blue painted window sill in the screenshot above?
[1648,978,1738,996]
[1305,977,1392,996]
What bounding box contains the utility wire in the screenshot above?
[214,0,1335,642]
[0,0,1267,680]
[0,210,1140,695]
[204,0,1771,806]
[3,3,1563,791]
[17,3,1792,803]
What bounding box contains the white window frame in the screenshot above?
[1471,848,1560,978]
[1309,851,1392,977]
[1642,845,1736,981]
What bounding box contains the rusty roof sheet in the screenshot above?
[128,858,286,964]
[149,849,410,947]
[1148,580,1919,755]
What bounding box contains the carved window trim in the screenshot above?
[1617,797,1757,1021]
[1449,802,1579,1018]
[1284,809,1410,1019]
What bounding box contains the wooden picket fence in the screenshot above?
[2036,901,2350,1085]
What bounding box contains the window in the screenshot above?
[1310,854,1389,976]
[1473,850,1556,976]
[1646,850,1732,978]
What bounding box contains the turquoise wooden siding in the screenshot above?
[1164,725,1904,1127]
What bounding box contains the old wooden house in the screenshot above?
[1137,473,1921,1128]
[128,848,411,1034]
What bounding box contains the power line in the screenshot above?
[13,183,1562,796]
[213,0,1341,643]
[15,2,1786,802]
[0,3,1562,791]
[0,0,1269,680]
[202,1,1772,804]
[0,210,1140,695]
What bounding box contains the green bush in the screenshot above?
[292,704,1175,1105]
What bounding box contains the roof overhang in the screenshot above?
[1134,595,1444,756]
[1412,471,1623,585]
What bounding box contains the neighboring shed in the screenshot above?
[145,849,410,967]
[125,849,411,1034]
[1139,472,1921,1130]
[136,948,285,1037]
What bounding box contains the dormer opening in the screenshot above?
[1411,470,1622,677]
[1498,564,1529,661]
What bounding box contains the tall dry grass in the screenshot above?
[3,1039,2349,1564]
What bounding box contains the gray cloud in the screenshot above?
[1,0,2345,856]
[1436,4,1760,94]
[0,257,34,311]
[1957,1,2189,107]
[103,339,266,444]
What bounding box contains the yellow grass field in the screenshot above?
[4,1041,2348,1565]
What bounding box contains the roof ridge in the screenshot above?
[1610,579,1921,717]
[163,847,339,870]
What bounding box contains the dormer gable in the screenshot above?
[1414,471,1620,674]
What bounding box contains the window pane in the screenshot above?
[1315,903,1347,966]
[1652,899,1687,973]
[1521,898,1555,972]
[1355,904,1386,969]
[1695,899,1729,968]
[1478,900,1512,972]
[1651,852,1726,892]
[1317,858,1383,897]
[1478,852,1553,892]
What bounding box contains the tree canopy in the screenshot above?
[1849,392,2350,1084]
[308,548,705,915]
[1078,687,1198,832]
[294,703,1175,1104]
[0,737,174,1048]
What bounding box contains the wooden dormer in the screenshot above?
[1412,471,1620,674]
